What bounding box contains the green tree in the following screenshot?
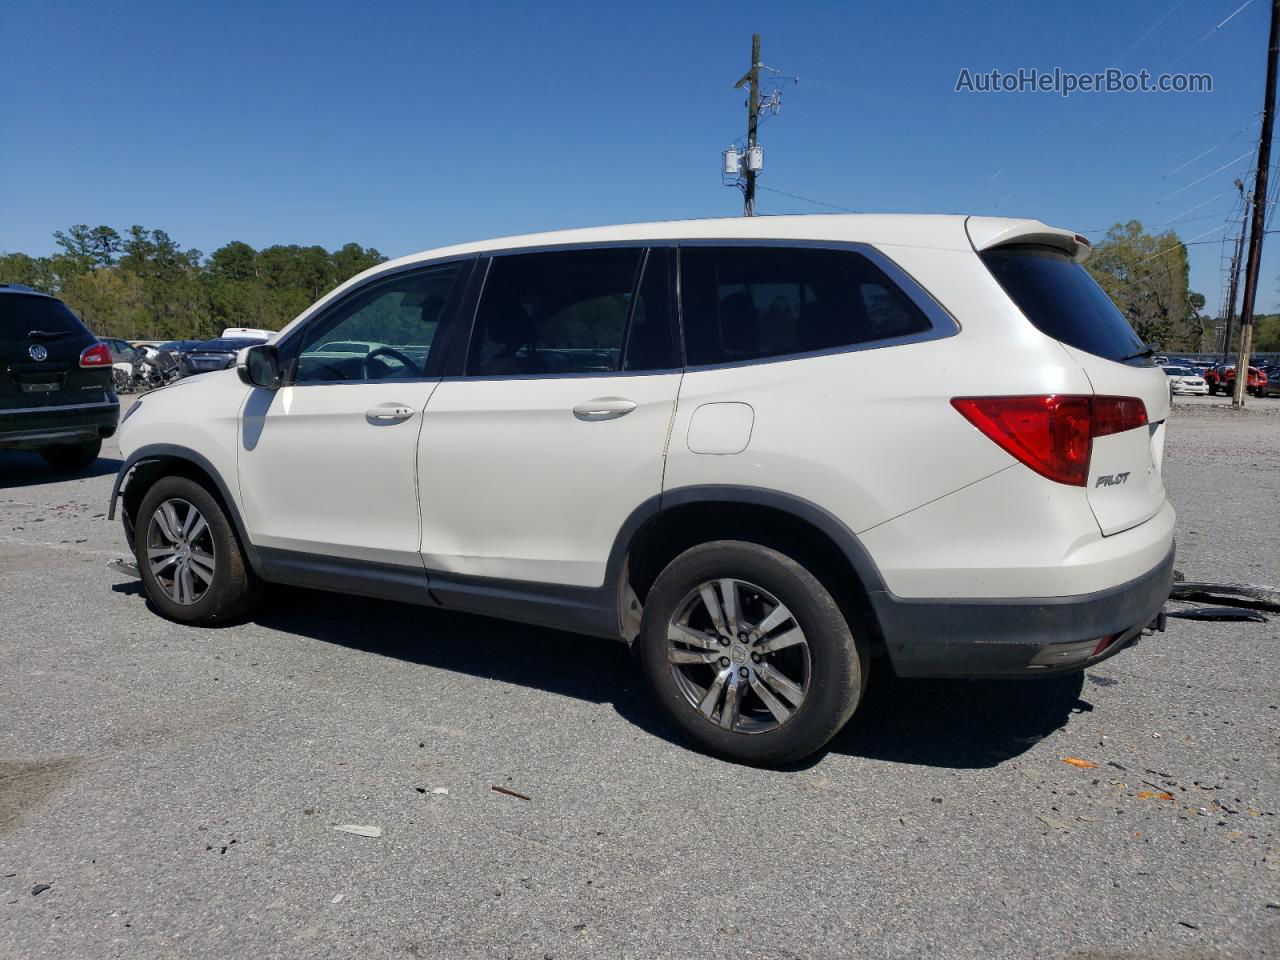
[1085,221,1205,351]
[6,225,387,339]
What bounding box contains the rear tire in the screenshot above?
[40,439,101,470]
[134,475,261,625]
[638,540,865,766]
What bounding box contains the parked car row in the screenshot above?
[99,329,276,394]
[1159,358,1273,397]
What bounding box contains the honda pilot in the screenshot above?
[109,215,1175,764]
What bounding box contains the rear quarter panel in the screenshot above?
[663,244,1097,534]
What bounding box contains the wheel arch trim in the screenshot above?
[108,443,263,574]
[611,484,890,600]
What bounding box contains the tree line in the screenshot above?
[0,224,385,341]
[1,219,1276,351]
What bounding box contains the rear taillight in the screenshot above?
[79,342,112,367]
[950,394,1148,487]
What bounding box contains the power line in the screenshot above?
[1162,118,1260,179]
[1173,0,1257,64]
[756,184,858,213]
[1157,149,1255,202]
[1112,0,1186,67]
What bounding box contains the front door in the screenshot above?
[417,247,680,587]
[238,259,472,567]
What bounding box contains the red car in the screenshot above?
[1205,364,1268,396]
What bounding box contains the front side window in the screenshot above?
[679,246,932,367]
[293,261,466,383]
[468,248,646,376]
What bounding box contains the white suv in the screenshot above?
[110,215,1175,765]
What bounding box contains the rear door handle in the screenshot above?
[572,397,637,422]
[366,402,415,424]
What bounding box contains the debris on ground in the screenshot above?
[106,557,139,577]
[331,894,344,904]
[1036,815,1068,830]
[432,787,449,795]
[31,884,51,896]
[1168,580,1280,613]
[1062,757,1098,769]
[1165,606,1268,622]
[332,824,383,838]
[491,785,531,802]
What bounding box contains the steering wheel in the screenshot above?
[362,346,418,379]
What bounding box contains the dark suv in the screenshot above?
[1,285,119,468]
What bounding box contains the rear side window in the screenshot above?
[469,248,646,375]
[0,294,89,341]
[979,245,1148,364]
[679,246,932,367]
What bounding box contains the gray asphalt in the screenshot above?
[1,395,1277,960]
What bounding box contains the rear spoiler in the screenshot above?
[965,216,1092,264]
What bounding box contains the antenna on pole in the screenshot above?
[722,34,796,216]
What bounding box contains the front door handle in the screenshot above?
[572,397,637,422]
[366,402,415,424]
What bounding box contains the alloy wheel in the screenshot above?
[146,498,216,605]
[665,578,811,734]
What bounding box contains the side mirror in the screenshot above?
[238,344,281,389]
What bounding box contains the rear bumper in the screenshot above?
[876,544,1175,678]
[0,399,119,450]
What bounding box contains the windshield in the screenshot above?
[1163,366,1192,376]
[979,244,1149,365]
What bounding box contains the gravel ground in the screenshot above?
[0,394,1277,960]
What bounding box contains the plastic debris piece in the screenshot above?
[432,787,449,795]
[491,785,531,802]
[331,894,344,904]
[1136,790,1175,801]
[31,884,51,896]
[106,557,140,577]
[333,824,382,838]
[1036,815,1067,830]
[1062,757,1098,769]
[1166,606,1267,622]
[1168,581,1280,613]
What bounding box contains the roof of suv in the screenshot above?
[0,284,55,299]
[372,214,1085,276]
[274,213,1088,340]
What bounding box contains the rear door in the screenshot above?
[1,292,110,414]
[416,246,680,587]
[977,244,1169,535]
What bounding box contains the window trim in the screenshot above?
[270,237,955,386]
[274,255,478,387]
[673,239,959,371]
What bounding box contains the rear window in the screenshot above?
[979,245,1149,365]
[0,293,89,339]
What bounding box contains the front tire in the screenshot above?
[134,476,261,625]
[638,540,865,766]
[40,439,101,470]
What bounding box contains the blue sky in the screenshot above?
[1,0,1275,312]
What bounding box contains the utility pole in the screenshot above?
[1220,179,1248,359]
[1233,0,1279,407]
[735,33,762,216]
